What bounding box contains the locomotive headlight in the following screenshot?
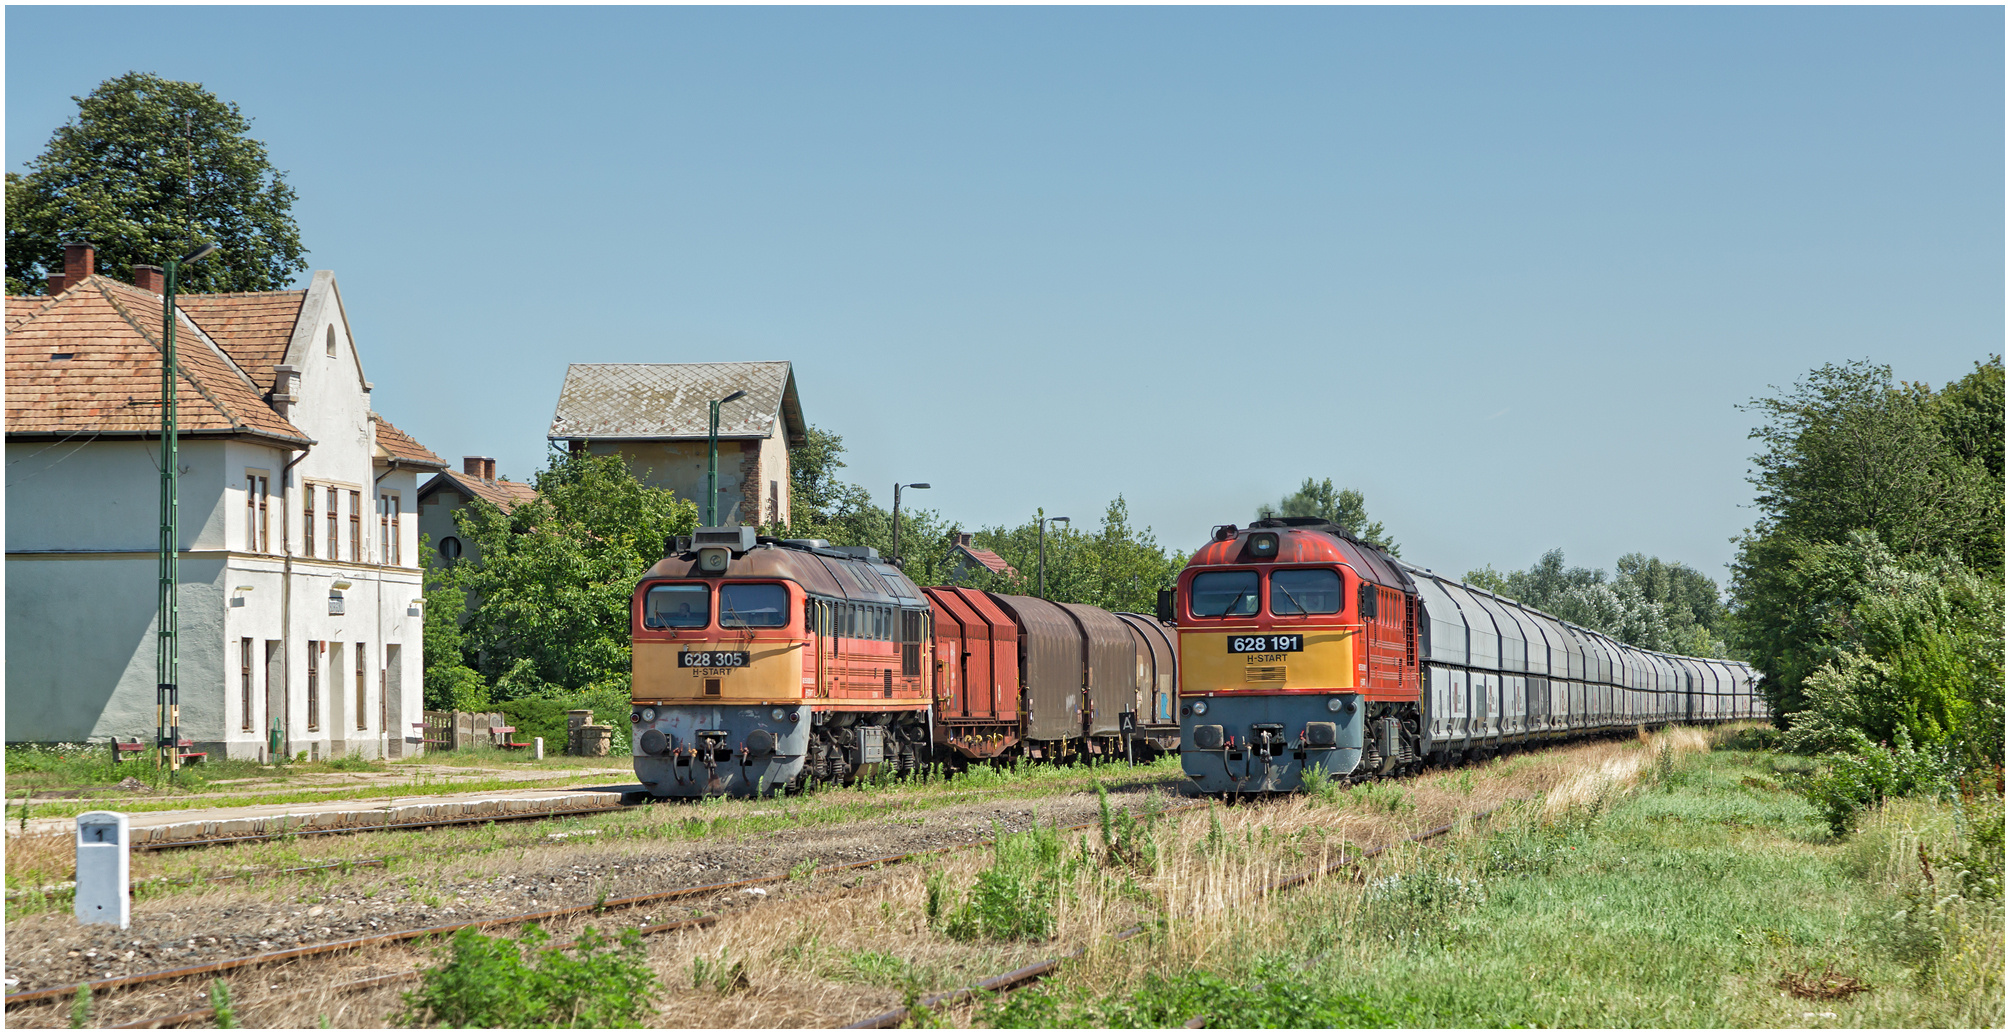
[641,707,656,721]
[1191,700,1208,716]
[771,708,786,721]
[1326,697,1343,713]
[1249,533,1279,559]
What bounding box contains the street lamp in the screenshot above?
[1037,515,1070,599]
[705,389,749,527]
[890,483,930,568]
[158,241,217,774]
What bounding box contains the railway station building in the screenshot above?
[546,361,807,528]
[5,244,447,761]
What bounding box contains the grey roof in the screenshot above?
[547,361,807,445]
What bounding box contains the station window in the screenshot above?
[644,584,710,628]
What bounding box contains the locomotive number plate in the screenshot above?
[1227,635,1303,654]
[679,650,750,668]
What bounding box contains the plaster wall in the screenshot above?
[6,439,235,552]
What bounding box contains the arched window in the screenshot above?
[326,324,337,357]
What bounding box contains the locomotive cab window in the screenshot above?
[1269,568,1342,615]
[1189,570,1261,617]
[644,584,710,628]
[719,583,789,628]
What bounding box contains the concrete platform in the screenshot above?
[11,785,639,847]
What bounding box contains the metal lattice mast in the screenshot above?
[157,259,181,772]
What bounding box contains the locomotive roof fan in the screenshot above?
[693,526,757,574]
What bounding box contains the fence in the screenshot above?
[419,711,512,752]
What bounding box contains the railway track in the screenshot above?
[5,798,1209,1029]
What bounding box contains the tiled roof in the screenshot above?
[5,277,308,443]
[548,361,807,444]
[175,291,308,393]
[953,545,1018,578]
[421,469,540,513]
[371,414,448,469]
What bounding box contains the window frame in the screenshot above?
[306,641,322,732]
[642,582,713,630]
[718,581,792,629]
[1187,569,1263,619]
[1267,566,1345,618]
[355,642,368,731]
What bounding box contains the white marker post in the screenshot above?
[75,811,130,928]
[533,736,545,761]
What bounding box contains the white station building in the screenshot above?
[6,244,447,760]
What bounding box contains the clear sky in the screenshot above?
[8,7,2001,584]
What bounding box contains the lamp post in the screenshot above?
[1037,514,1070,599]
[158,242,217,775]
[705,389,749,527]
[890,482,930,568]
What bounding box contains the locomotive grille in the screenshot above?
[1245,664,1286,684]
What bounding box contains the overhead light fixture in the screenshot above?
[331,579,353,590]
[233,586,254,594]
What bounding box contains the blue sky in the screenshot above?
[8,7,2001,585]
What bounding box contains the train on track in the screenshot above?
[628,526,1179,798]
[1172,516,1765,793]
[627,521,1764,799]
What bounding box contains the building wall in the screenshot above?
[583,439,767,525]
[4,275,428,760]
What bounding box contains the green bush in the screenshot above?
[399,924,656,1028]
[1799,730,1962,836]
[498,684,631,750]
[944,824,1065,942]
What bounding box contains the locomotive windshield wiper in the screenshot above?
[1272,583,1307,615]
[1211,589,1251,617]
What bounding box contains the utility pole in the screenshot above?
[705,390,748,527]
[1037,513,1070,599]
[157,243,215,775]
[891,482,930,567]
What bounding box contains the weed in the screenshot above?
[923,869,952,929]
[399,924,656,1027]
[944,822,1065,942]
[691,947,750,993]
[788,856,821,883]
[1345,780,1413,814]
[1095,783,1157,872]
[68,982,92,1029]
[210,979,238,1028]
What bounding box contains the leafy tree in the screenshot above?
[1729,357,2004,768]
[6,72,306,295]
[1737,358,2001,574]
[1758,533,2003,769]
[1465,549,1727,656]
[943,499,1189,613]
[1259,477,1399,556]
[420,539,488,711]
[441,451,696,702]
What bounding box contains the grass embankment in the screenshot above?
[3,756,1184,920]
[977,732,2003,1028]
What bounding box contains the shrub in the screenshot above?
[399,924,656,1028]
[1800,730,1962,836]
[1095,783,1158,871]
[944,823,1065,941]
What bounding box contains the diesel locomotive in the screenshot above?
[1172,517,1765,794]
[629,527,1182,798]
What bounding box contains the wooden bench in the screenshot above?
[174,738,206,764]
[492,725,532,750]
[113,738,148,762]
[117,737,205,763]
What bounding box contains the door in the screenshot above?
[384,645,403,758]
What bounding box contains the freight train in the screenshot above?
[1171,516,1766,794]
[627,527,1180,798]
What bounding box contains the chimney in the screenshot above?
[132,265,165,294]
[956,533,973,548]
[270,365,301,420]
[464,456,495,481]
[485,458,497,480]
[43,274,65,295]
[62,242,96,287]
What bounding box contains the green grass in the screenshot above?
[994,748,2003,1028]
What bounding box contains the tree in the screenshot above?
[1729,357,2004,767]
[442,451,697,702]
[1259,477,1399,556]
[6,72,306,295]
[1736,358,2001,574]
[1464,548,1728,656]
